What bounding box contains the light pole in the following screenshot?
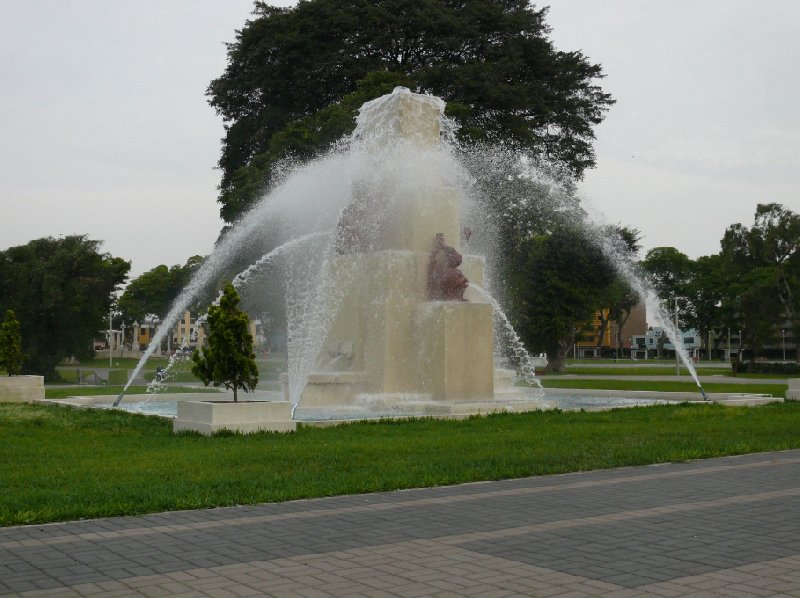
[120,322,126,361]
[108,311,113,368]
[782,328,786,361]
[738,329,742,360]
[674,298,680,376]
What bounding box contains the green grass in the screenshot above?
[565,358,731,365]
[735,372,800,379]
[2,401,800,526]
[541,378,787,397]
[561,366,797,378]
[563,366,736,376]
[44,385,219,399]
[67,357,169,368]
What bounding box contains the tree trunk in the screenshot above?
[546,337,571,373]
[233,386,238,402]
[596,312,609,352]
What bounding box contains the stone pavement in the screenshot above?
[2,450,800,597]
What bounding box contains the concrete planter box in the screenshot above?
[173,400,296,435]
[0,375,44,403]
[787,378,799,402]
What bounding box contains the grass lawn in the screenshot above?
[67,357,169,368]
[44,385,220,399]
[561,366,797,378]
[562,366,735,376]
[2,401,800,526]
[565,358,731,366]
[540,378,787,397]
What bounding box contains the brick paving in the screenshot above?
[2,450,800,596]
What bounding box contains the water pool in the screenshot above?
[96,395,671,419]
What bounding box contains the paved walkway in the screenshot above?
[2,450,800,597]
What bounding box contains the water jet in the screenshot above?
[115,87,708,430]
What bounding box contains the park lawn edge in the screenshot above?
[539,379,787,397]
[2,401,800,526]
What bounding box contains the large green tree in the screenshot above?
[0,236,130,379]
[507,224,616,372]
[208,0,614,222]
[192,283,259,402]
[719,203,800,361]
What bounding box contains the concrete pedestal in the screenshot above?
[787,378,799,401]
[0,376,44,403]
[173,400,296,435]
[416,302,494,401]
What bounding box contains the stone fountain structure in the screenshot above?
[173,88,551,434]
[291,89,551,421]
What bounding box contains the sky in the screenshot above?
[1,0,798,280]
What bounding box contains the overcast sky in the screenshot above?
[1,0,798,280]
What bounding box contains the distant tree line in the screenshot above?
[640,203,800,363]
[508,202,800,370]
[116,256,206,325]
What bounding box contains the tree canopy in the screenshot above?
[118,256,205,324]
[639,204,800,362]
[719,203,799,360]
[0,236,130,379]
[208,0,614,222]
[506,224,617,371]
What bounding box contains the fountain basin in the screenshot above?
[293,392,555,421]
[787,378,799,401]
[543,387,783,407]
[37,385,783,432]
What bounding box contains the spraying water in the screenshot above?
[114,233,338,406]
[468,142,711,401]
[114,87,709,417]
[470,284,544,395]
[585,218,710,400]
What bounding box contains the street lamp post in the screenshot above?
[782,328,786,361]
[108,311,113,368]
[738,329,742,360]
[674,298,680,376]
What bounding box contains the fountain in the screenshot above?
[118,86,713,433]
[169,88,553,433]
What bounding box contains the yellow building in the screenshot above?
[574,303,648,358]
[575,309,612,358]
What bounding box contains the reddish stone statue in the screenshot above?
[428,233,469,301]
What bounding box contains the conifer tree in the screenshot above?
[192,284,259,401]
[0,309,26,376]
